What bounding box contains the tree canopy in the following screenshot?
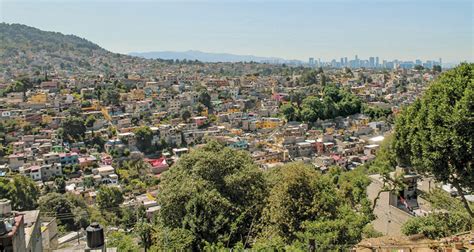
[107,231,140,252]
[134,126,154,153]
[155,141,267,250]
[96,186,124,210]
[38,192,89,230]
[61,116,86,142]
[392,63,473,217]
[0,175,39,211]
[198,90,212,109]
[402,189,472,239]
[281,84,362,122]
[100,88,121,106]
[256,164,373,250]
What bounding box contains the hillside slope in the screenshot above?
[0,23,103,54]
[0,23,155,78]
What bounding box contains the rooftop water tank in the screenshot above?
[86,222,104,249]
[0,199,12,218]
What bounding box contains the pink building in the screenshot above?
[192,116,208,127]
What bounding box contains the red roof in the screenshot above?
[6,215,24,238]
[146,157,168,168]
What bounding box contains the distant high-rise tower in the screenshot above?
[369,57,375,68]
[309,57,314,66]
[439,58,442,66]
[375,57,379,68]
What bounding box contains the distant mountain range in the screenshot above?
[129,50,288,63]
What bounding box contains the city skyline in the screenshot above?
[306,54,442,69]
[1,0,472,64]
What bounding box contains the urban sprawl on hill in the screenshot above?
[0,23,472,251]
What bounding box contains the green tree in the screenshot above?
[432,65,442,72]
[392,63,474,217]
[414,65,424,71]
[402,212,472,239]
[280,103,297,121]
[156,141,267,249]
[107,231,140,252]
[120,206,145,229]
[321,73,327,86]
[296,205,372,250]
[101,88,120,106]
[367,134,396,175]
[61,116,86,142]
[134,126,153,153]
[301,96,323,122]
[81,100,92,108]
[294,85,361,123]
[337,90,362,116]
[152,227,195,251]
[54,177,66,193]
[198,90,212,109]
[299,70,318,85]
[96,186,124,210]
[321,96,337,119]
[289,90,305,110]
[181,109,192,122]
[402,190,472,239]
[257,164,372,248]
[258,163,336,242]
[85,115,96,128]
[72,206,90,229]
[38,192,88,230]
[83,176,95,188]
[136,220,153,251]
[362,104,392,120]
[0,175,39,211]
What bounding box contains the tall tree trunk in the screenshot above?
[452,181,474,218]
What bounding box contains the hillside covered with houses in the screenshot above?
[0,24,472,251]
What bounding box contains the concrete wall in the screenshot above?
[367,175,414,236]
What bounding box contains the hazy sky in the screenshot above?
[1,0,473,63]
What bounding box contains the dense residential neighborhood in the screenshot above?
[0,23,472,251]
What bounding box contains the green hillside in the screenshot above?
[0,23,154,78]
[0,23,103,56]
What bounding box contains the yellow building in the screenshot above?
[326,127,335,134]
[29,93,47,104]
[256,118,281,129]
[81,101,100,111]
[351,85,367,95]
[42,114,52,124]
[130,89,145,100]
[227,107,240,113]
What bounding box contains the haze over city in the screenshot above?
[1,0,472,64]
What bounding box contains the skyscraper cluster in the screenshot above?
[308,55,442,69]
